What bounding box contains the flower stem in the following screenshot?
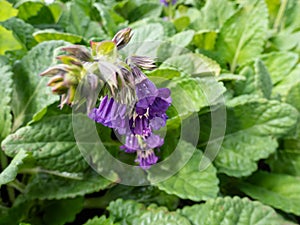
[273,0,288,32]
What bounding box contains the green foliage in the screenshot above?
[0,0,300,224]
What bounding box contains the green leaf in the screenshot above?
[33,29,83,43]
[192,30,217,50]
[180,196,295,225]
[0,25,22,54]
[58,2,105,40]
[25,169,116,200]
[0,64,13,139]
[239,171,300,216]
[167,77,226,117]
[213,95,298,177]
[226,95,298,137]
[267,149,300,176]
[136,206,191,225]
[1,107,89,173]
[173,16,190,32]
[0,0,18,22]
[149,144,219,201]
[127,3,162,23]
[254,59,272,99]
[191,0,236,31]
[215,130,278,177]
[216,0,268,72]
[11,41,66,129]
[0,17,37,50]
[107,199,146,224]
[169,30,195,48]
[147,68,181,79]
[260,52,298,84]
[273,65,300,99]
[93,3,118,36]
[16,1,55,25]
[130,23,164,43]
[161,53,221,76]
[0,150,29,187]
[42,197,83,225]
[108,199,191,225]
[83,215,116,225]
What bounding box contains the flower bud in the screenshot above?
[112,27,133,50]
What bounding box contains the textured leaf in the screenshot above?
[58,2,105,40]
[273,65,300,98]
[239,171,300,216]
[107,199,146,224]
[33,29,83,43]
[0,64,13,139]
[161,53,221,76]
[213,95,298,177]
[137,206,191,225]
[254,59,272,99]
[42,197,83,225]
[215,131,277,177]
[0,25,22,54]
[149,144,219,201]
[167,77,226,117]
[180,196,295,225]
[216,0,268,72]
[1,107,89,173]
[192,0,236,30]
[25,169,116,200]
[83,216,116,225]
[0,0,18,22]
[260,52,298,84]
[1,17,37,50]
[108,199,191,225]
[226,95,298,137]
[11,41,66,128]
[0,150,29,187]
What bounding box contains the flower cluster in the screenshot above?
[89,61,171,169]
[40,28,171,169]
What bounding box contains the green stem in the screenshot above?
[7,180,25,193]
[0,151,15,203]
[20,168,83,180]
[273,0,288,32]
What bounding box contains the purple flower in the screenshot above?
[89,96,128,131]
[120,134,139,153]
[160,0,177,6]
[135,149,158,169]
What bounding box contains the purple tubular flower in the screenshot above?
[136,149,158,169]
[120,134,139,153]
[132,115,151,136]
[89,96,128,131]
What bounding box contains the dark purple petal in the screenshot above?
[133,115,151,135]
[135,149,158,169]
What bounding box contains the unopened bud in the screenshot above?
[61,45,92,62]
[112,28,133,50]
